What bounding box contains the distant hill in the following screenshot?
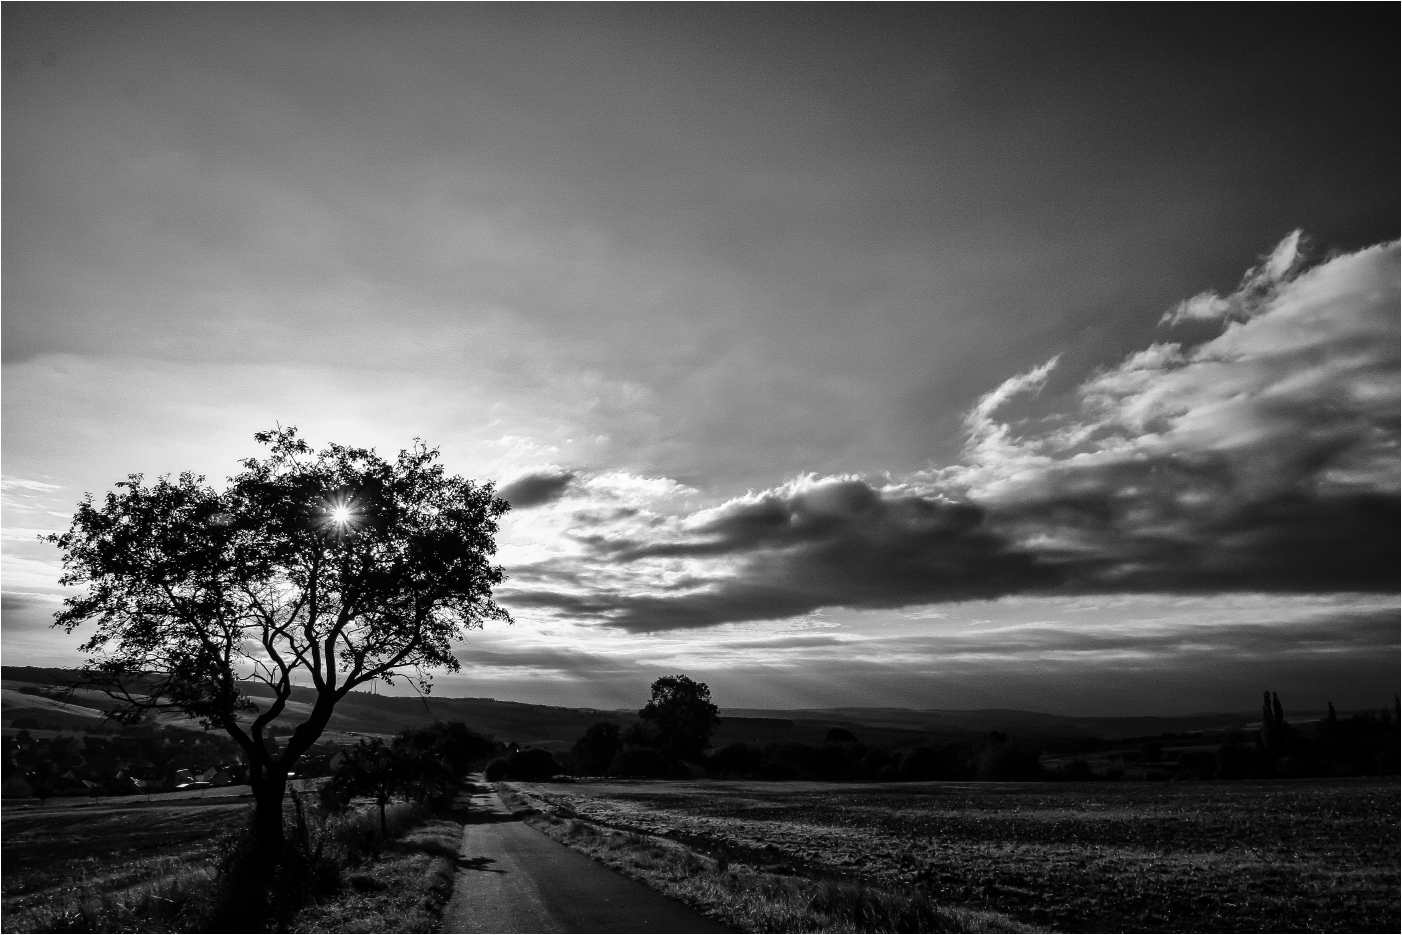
[720,706,1267,742]
[1,666,1264,748]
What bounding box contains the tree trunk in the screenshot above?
[251,768,289,854]
[211,767,287,932]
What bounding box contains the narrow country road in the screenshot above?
[441,786,730,934]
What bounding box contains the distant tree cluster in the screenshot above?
[1202,692,1401,781]
[558,675,1047,782]
[703,731,1045,782]
[555,680,1400,784]
[563,675,720,779]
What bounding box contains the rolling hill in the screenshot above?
[1,666,1265,750]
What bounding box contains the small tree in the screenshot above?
[46,428,510,877]
[638,674,720,762]
[1261,690,1289,752]
[323,737,403,837]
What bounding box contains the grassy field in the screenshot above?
[1,799,243,931]
[513,777,1400,933]
[1,794,464,933]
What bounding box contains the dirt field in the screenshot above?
[516,777,1400,933]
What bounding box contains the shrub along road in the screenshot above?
[442,786,730,933]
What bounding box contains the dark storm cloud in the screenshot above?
[995,474,1399,595]
[497,470,576,509]
[503,476,1061,630]
[512,480,1396,633]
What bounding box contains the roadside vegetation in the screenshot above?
[284,810,461,933]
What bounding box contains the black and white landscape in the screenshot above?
[2,7,1398,934]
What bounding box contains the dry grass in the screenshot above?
[524,812,1037,933]
[286,817,462,933]
[1,855,217,934]
[1,798,462,934]
[2,803,239,933]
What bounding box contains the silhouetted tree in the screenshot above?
[46,427,510,912]
[323,737,403,836]
[638,674,720,762]
[1261,690,1289,751]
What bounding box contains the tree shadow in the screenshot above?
[456,854,506,874]
[446,794,524,826]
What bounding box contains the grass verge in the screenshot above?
[286,817,461,933]
[524,811,1039,933]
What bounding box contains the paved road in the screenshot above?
[441,787,729,934]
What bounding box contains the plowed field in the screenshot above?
[516,777,1399,933]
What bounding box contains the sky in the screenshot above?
[3,7,1398,716]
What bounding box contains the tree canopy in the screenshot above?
[46,427,510,853]
[638,674,720,762]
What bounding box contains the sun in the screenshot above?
[331,505,352,525]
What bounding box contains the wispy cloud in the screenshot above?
[1,477,62,493]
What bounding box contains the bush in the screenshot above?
[708,742,766,778]
[610,745,674,778]
[824,727,859,745]
[484,757,509,781]
[572,722,623,775]
[506,748,561,781]
[484,748,562,781]
[975,736,1044,781]
[900,743,968,781]
[1051,759,1100,781]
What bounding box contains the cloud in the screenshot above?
[503,475,1060,629]
[948,235,1399,594]
[1160,229,1307,326]
[1,477,62,493]
[2,593,41,611]
[500,234,1399,630]
[497,469,577,509]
